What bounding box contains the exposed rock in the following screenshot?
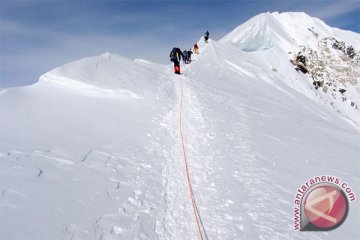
[289,33,360,109]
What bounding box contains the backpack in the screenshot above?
[170,48,177,61]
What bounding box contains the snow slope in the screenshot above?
[220,11,360,127]
[1,12,359,240]
[1,54,170,240]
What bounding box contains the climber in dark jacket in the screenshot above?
[204,31,209,42]
[169,47,184,74]
[183,50,189,64]
[187,50,193,63]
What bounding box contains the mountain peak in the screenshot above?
[219,11,344,52]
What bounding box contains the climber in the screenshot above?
[193,43,199,54]
[183,50,189,64]
[187,49,193,63]
[169,47,183,74]
[204,31,209,42]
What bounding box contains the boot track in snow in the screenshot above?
[151,70,215,240]
[178,74,208,240]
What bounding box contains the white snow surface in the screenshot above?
[1,12,359,240]
[220,11,360,52]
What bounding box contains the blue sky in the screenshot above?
[0,0,359,87]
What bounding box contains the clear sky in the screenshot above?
[1,0,359,87]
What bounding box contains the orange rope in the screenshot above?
[178,75,204,240]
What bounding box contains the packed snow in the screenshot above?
[1,12,359,240]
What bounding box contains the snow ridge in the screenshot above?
[40,73,142,99]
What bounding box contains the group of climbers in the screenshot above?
[169,31,209,75]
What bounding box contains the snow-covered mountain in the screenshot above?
[1,12,359,240]
[220,12,360,126]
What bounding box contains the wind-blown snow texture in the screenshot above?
[1,12,359,240]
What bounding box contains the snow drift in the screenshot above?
[1,12,359,240]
